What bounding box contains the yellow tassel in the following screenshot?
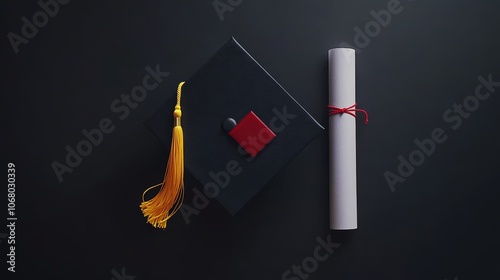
[140,81,186,229]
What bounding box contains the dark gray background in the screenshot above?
[2,0,499,279]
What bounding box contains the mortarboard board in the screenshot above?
[144,37,323,222]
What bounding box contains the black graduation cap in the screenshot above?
[145,37,323,216]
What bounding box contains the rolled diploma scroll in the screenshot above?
[329,48,357,230]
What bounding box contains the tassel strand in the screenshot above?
[140,81,186,229]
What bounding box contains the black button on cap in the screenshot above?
[222,118,237,133]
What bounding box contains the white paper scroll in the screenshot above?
[328,48,357,230]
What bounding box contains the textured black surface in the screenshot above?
[2,0,500,279]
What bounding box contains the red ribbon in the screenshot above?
[328,103,369,124]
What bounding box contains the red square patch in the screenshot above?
[228,111,276,157]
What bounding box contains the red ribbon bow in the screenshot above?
[328,103,369,124]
